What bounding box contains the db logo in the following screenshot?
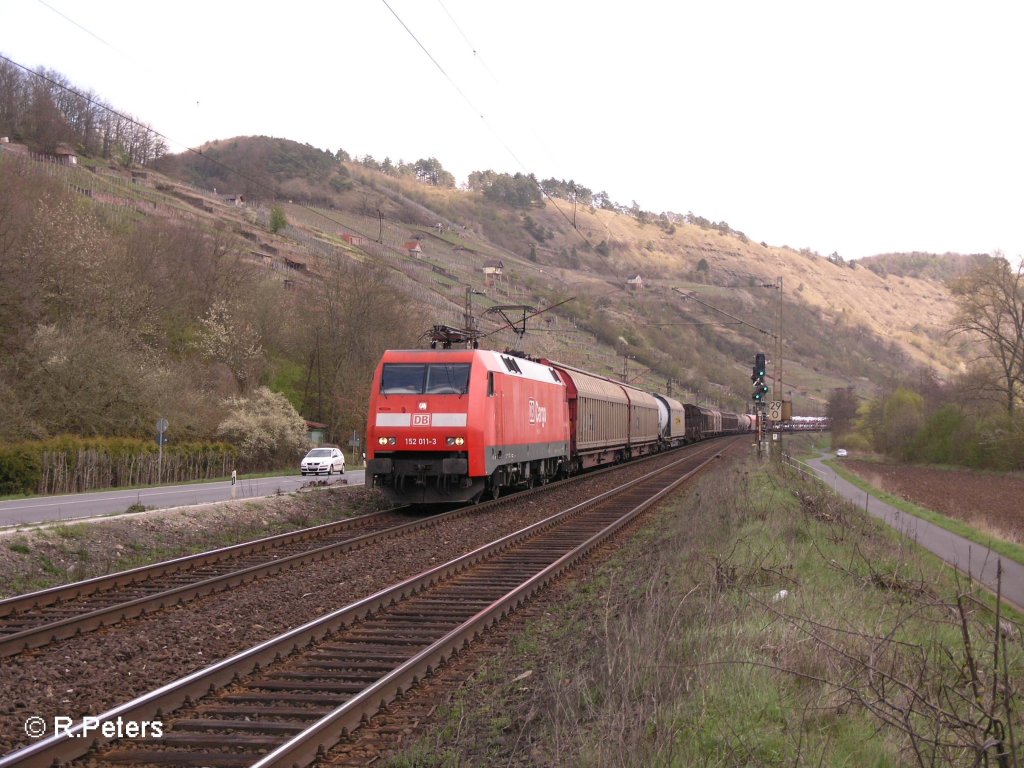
[528,399,547,426]
[412,414,431,426]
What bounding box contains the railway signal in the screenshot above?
[751,352,768,402]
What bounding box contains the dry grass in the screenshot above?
[390,456,1024,767]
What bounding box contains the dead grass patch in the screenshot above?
[388,459,1024,766]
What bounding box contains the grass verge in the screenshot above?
[388,455,1024,766]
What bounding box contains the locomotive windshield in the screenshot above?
[381,363,471,395]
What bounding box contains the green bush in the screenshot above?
[0,444,41,495]
[907,405,966,464]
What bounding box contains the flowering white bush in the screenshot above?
[216,387,308,467]
[196,300,264,391]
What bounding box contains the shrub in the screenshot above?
[216,387,308,467]
[0,445,40,495]
[269,206,288,233]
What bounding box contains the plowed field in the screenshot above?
[842,460,1024,544]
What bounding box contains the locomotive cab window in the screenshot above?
[381,363,471,395]
[426,363,470,394]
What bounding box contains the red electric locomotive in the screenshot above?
[365,348,571,503]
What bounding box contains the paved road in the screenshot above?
[0,471,366,528]
[796,454,1024,611]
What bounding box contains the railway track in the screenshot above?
[0,506,438,658]
[0,442,712,659]
[0,438,738,768]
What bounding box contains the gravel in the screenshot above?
[0,456,683,756]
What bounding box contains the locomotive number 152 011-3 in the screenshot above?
[404,437,438,446]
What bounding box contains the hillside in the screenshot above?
[0,134,972,452]
[154,136,966,408]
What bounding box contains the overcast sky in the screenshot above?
[6,0,1024,261]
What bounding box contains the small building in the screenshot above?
[626,274,644,291]
[403,240,423,257]
[54,143,78,166]
[483,259,504,287]
[342,233,367,246]
[305,421,328,445]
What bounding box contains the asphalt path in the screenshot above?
[797,454,1024,611]
[0,471,366,528]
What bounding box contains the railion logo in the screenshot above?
[528,398,547,426]
[412,414,431,426]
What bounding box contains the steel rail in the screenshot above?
[254,443,732,768]
[0,506,406,617]
[0,442,702,658]
[0,438,737,768]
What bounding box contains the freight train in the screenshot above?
[365,348,752,504]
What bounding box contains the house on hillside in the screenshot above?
[482,259,504,287]
[626,274,644,291]
[342,233,367,247]
[54,143,78,166]
[403,240,423,257]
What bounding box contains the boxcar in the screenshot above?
[699,406,723,437]
[721,411,739,434]
[540,361,661,471]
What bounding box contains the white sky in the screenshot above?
[5,0,1024,261]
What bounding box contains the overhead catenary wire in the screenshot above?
[671,287,774,338]
[435,0,502,88]
[9,5,593,346]
[382,0,594,246]
[26,0,596,251]
[0,52,563,351]
[0,53,384,246]
[36,0,124,57]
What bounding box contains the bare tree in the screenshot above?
[301,259,420,443]
[949,255,1024,416]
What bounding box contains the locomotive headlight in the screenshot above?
[445,436,466,446]
[378,436,396,446]
[455,436,465,446]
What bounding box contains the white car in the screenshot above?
[301,447,345,476]
[835,449,848,457]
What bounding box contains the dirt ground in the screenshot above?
[841,459,1024,545]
